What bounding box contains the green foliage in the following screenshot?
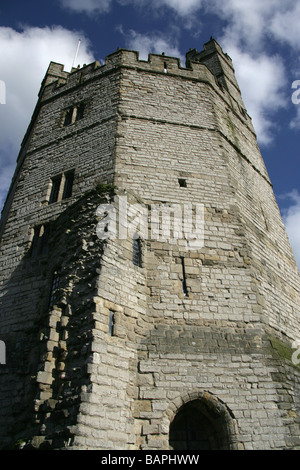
[269,335,300,369]
[95,183,117,194]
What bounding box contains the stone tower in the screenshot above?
[0,38,300,450]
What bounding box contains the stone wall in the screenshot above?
[0,39,300,450]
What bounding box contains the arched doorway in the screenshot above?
[169,397,232,450]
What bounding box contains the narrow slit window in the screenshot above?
[181,257,189,297]
[49,271,60,308]
[108,311,115,336]
[164,62,168,73]
[133,238,142,267]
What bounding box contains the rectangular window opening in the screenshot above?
[178,178,187,188]
[75,103,85,121]
[31,226,41,257]
[63,103,85,126]
[31,223,51,257]
[63,107,73,126]
[40,224,51,255]
[62,171,74,200]
[49,176,62,204]
[48,170,75,204]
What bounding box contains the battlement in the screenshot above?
[42,38,235,86]
[42,48,216,95]
[39,38,249,130]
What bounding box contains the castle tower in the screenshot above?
[1,38,300,450]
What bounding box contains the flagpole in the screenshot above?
[72,39,81,69]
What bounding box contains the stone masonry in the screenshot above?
[0,38,300,450]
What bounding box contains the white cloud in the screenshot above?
[207,1,280,48]
[59,0,300,54]
[281,190,300,270]
[0,26,95,212]
[64,0,203,16]
[220,43,288,145]
[201,0,300,53]
[270,3,300,50]
[117,26,184,62]
[143,0,203,16]
[60,0,113,14]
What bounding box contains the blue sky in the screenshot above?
[0,0,299,267]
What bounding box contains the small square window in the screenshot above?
[178,179,187,188]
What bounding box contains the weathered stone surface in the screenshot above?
[0,38,300,450]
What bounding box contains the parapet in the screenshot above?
[38,39,249,127]
[39,47,219,102]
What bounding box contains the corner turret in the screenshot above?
[186,38,246,110]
